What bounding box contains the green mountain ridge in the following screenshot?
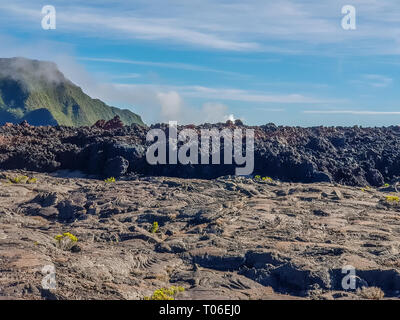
[0,57,144,127]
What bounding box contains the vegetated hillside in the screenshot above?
[0,57,144,127]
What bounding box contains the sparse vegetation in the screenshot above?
[385,195,399,202]
[357,287,384,300]
[151,222,159,233]
[144,286,185,300]
[10,175,29,184]
[27,177,37,184]
[104,177,116,183]
[55,232,78,251]
[6,175,37,184]
[254,175,273,182]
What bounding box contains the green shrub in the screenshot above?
[386,195,399,202]
[104,177,116,183]
[27,177,37,184]
[254,175,273,182]
[151,222,159,233]
[7,175,37,184]
[55,232,78,251]
[10,175,29,184]
[144,286,185,300]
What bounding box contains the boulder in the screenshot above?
[103,156,129,178]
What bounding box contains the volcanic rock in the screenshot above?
[1,170,399,300]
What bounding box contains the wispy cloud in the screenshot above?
[363,74,393,88]
[79,57,244,76]
[1,1,400,126]
[255,107,286,112]
[2,0,400,54]
[303,110,400,115]
[110,73,141,79]
[350,74,394,88]
[0,3,258,51]
[114,83,336,104]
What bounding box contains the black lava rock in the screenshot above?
[1,123,400,186]
[103,156,129,178]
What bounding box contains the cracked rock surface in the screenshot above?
[1,170,400,300]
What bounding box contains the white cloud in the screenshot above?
[255,107,286,112]
[0,3,258,51]
[69,79,237,124]
[181,86,328,103]
[157,91,183,120]
[349,74,393,88]
[111,73,141,79]
[78,57,244,76]
[201,102,235,123]
[153,93,235,124]
[363,74,393,88]
[2,0,400,54]
[303,110,400,115]
[115,83,339,104]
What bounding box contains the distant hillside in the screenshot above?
[0,57,144,127]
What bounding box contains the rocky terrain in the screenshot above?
[2,122,400,300]
[1,120,400,186]
[1,170,400,300]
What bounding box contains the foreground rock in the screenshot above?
[1,170,399,300]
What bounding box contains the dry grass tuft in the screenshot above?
[356,287,384,300]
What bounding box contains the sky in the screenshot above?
[0,0,400,126]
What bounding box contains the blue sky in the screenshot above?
[0,0,400,126]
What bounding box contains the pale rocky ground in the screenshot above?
[1,170,400,300]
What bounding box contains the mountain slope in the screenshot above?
[0,57,144,127]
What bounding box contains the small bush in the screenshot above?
[144,286,185,300]
[55,232,78,251]
[357,287,384,300]
[27,177,37,184]
[10,175,29,184]
[151,222,159,233]
[254,175,273,182]
[7,175,37,184]
[386,195,399,202]
[361,186,371,192]
[104,177,116,183]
